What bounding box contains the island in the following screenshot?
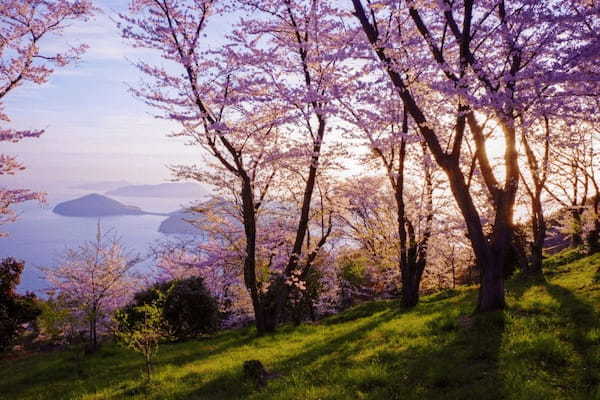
[159,210,204,235]
[53,194,150,217]
[106,182,207,199]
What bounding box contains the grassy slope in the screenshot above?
[1,251,599,400]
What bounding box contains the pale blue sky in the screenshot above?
[4,0,234,190]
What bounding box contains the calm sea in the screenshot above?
[0,189,199,294]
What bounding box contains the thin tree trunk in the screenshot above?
[240,177,267,335]
[89,319,93,348]
[528,190,546,276]
[570,209,584,248]
[588,218,600,254]
[452,262,456,289]
[263,117,327,333]
[587,190,600,255]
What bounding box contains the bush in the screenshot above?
[339,253,369,288]
[0,258,41,352]
[114,301,164,382]
[36,296,79,344]
[283,267,323,325]
[120,277,219,341]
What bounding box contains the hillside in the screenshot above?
[53,194,149,217]
[1,251,599,400]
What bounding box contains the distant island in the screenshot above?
[53,194,152,217]
[70,180,131,191]
[106,182,207,199]
[159,209,204,235]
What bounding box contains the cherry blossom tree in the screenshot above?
[120,0,352,333]
[339,80,442,307]
[0,0,93,235]
[154,189,341,328]
[348,0,598,311]
[545,124,599,252]
[338,176,399,273]
[153,215,255,327]
[43,224,141,349]
[517,115,553,275]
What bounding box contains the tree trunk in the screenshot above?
[92,319,96,349]
[89,306,98,350]
[444,166,507,312]
[89,319,93,348]
[587,197,600,255]
[401,274,419,307]
[451,262,456,289]
[477,205,512,312]
[528,218,546,277]
[145,355,152,381]
[240,177,267,335]
[527,191,546,276]
[401,257,426,307]
[477,257,505,311]
[587,218,600,255]
[261,118,327,333]
[570,209,584,248]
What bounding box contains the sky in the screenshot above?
[3,0,233,191]
[2,0,510,195]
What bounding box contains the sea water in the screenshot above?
[0,189,199,294]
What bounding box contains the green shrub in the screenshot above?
[339,253,369,287]
[121,277,219,341]
[114,301,164,382]
[36,296,78,343]
[283,267,323,325]
[0,258,41,352]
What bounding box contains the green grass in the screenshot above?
[2,252,600,400]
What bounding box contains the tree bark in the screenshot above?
[240,177,267,335]
[526,188,546,277]
[351,0,514,312]
[587,188,600,255]
[570,209,584,248]
[587,217,600,255]
[262,117,328,332]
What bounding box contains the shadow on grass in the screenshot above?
[506,272,546,302]
[182,291,506,400]
[544,283,600,393]
[377,311,507,400]
[183,307,400,399]
[155,328,257,367]
[2,287,510,400]
[0,328,262,400]
[322,300,399,325]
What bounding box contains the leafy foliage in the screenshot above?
[115,301,165,382]
[36,296,79,344]
[122,277,220,341]
[0,258,41,352]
